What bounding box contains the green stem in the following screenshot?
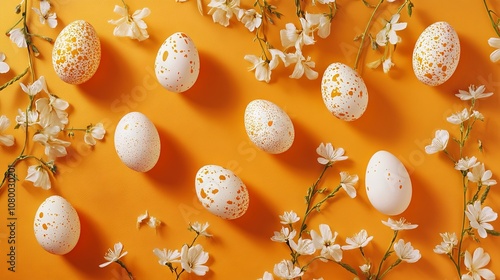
[298,164,330,237]
[456,174,468,277]
[378,259,401,279]
[374,230,398,279]
[0,67,29,91]
[115,260,134,280]
[482,0,500,37]
[354,0,384,71]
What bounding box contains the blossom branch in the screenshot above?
[482,0,500,37]
[373,230,398,279]
[116,259,134,280]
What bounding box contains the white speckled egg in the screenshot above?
[34,195,80,255]
[52,20,101,85]
[321,62,368,121]
[244,99,294,154]
[155,32,200,93]
[114,112,160,172]
[365,151,412,216]
[412,21,460,86]
[195,165,249,219]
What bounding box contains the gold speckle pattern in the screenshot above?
[321,62,368,122]
[155,32,200,93]
[365,150,412,216]
[195,165,249,220]
[52,20,101,85]
[412,21,460,86]
[244,99,295,154]
[114,112,161,172]
[33,195,80,255]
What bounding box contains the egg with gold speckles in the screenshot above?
[244,99,294,154]
[195,165,249,220]
[155,32,200,93]
[412,21,460,86]
[365,150,412,216]
[52,20,101,85]
[114,112,160,172]
[321,62,368,121]
[34,195,80,255]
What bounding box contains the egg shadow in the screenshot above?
[181,51,240,114]
[230,182,278,240]
[64,209,103,278]
[146,126,192,193]
[78,38,131,105]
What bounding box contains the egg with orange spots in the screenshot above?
[114,112,161,172]
[52,20,101,85]
[244,99,294,154]
[195,165,249,220]
[155,32,200,93]
[412,21,460,86]
[365,150,412,216]
[33,195,81,255]
[321,62,368,121]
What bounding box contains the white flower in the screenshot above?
[280,18,315,50]
[342,229,373,250]
[314,0,336,4]
[425,130,449,154]
[153,248,181,265]
[258,271,274,280]
[360,263,371,273]
[20,76,45,97]
[36,95,69,129]
[15,109,38,128]
[190,221,213,237]
[32,0,57,28]
[289,238,315,255]
[455,156,479,171]
[305,13,331,39]
[394,239,421,263]
[0,115,15,147]
[207,0,240,27]
[382,217,418,231]
[310,224,342,262]
[25,165,51,190]
[433,232,457,255]
[273,260,303,279]
[99,242,128,268]
[382,57,394,73]
[0,53,9,73]
[147,216,162,229]
[488,37,500,63]
[238,9,262,32]
[465,201,497,239]
[472,110,484,121]
[245,49,285,83]
[447,108,470,125]
[32,125,71,160]
[375,13,407,46]
[284,50,318,80]
[271,227,296,243]
[340,171,358,198]
[8,28,27,48]
[180,244,209,276]
[467,163,497,186]
[461,247,495,280]
[136,210,149,228]
[279,211,300,225]
[108,5,151,41]
[455,85,493,100]
[316,142,347,165]
[84,123,106,146]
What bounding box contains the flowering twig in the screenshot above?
[482,0,500,37]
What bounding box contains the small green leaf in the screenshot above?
[407,2,414,17]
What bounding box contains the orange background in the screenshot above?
[1,0,500,279]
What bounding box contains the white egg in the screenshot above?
[244,99,294,154]
[33,195,80,255]
[365,150,412,216]
[195,165,249,219]
[52,20,101,85]
[114,112,161,172]
[155,32,200,93]
[412,21,460,86]
[321,62,368,121]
